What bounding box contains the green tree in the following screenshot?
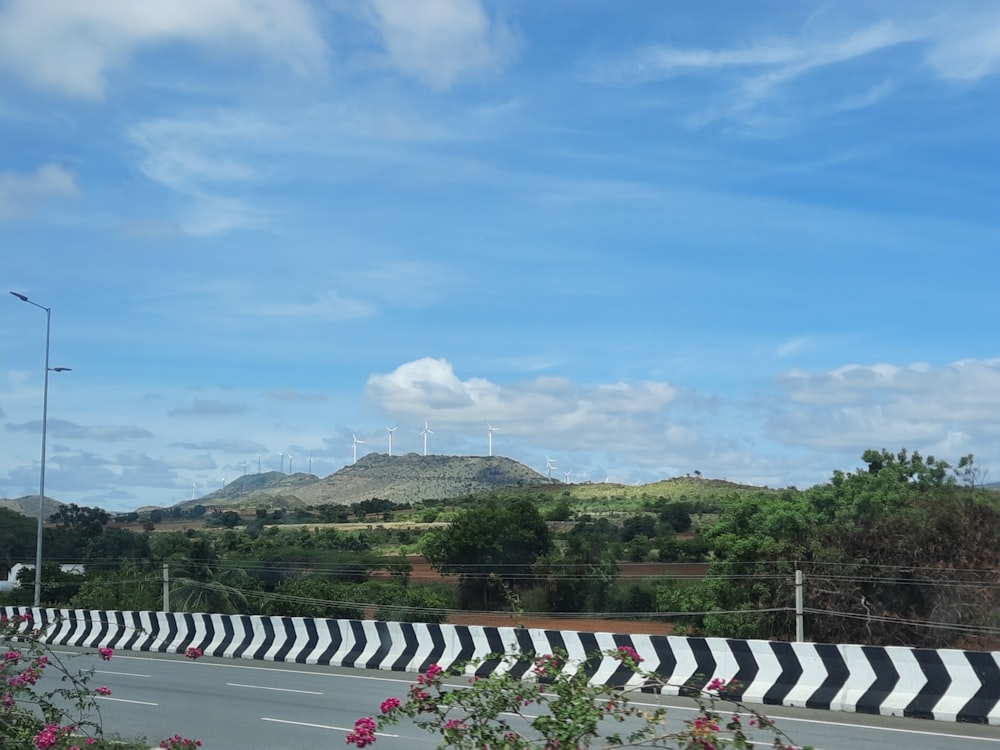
[667,451,1000,647]
[151,533,250,613]
[70,562,162,611]
[423,498,551,609]
[539,517,618,612]
[0,508,36,579]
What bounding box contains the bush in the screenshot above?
[347,648,813,749]
[1,612,198,749]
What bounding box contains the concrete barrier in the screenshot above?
[3,606,997,724]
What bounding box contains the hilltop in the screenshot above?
[179,453,560,510]
[0,495,64,517]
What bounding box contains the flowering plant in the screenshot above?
[1,611,201,749]
[160,734,203,749]
[347,647,814,749]
[184,647,204,660]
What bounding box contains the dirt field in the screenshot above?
[398,557,705,636]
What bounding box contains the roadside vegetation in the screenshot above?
[1,450,997,649]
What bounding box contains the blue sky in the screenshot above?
[1,0,998,512]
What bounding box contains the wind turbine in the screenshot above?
[257,454,262,473]
[564,471,572,483]
[386,426,397,456]
[487,422,499,457]
[240,462,248,476]
[545,456,557,479]
[352,433,365,464]
[277,452,285,473]
[421,421,433,456]
[191,482,196,500]
[308,453,313,474]
[287,454,293,473]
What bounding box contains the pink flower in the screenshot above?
[416,663,443,685]
[2,650,20,662]
[345,716,378,747]
[159,736,202,749]
[532,653,564,678]
[33,724,70,750]
[706,677,728,692]
[615,645,643,663]
[443,718,466,732]
[98,648,114,661]
[379,697,400,714]
[94,686,112,696]
[184,647,203,660]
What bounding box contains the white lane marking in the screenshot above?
[110,654,414,684]
[766,715,1000,744]
[80,653,1000,744]
[626,700,1000,744]
[96,696,159,706]
[261,717,398,737]
[227,682,323,695]
[96,670,151,678]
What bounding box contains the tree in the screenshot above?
[70,562,161,611]
[0,508,36,579]
[47,503,110,535]
[663,451,1000,648]
[538,517,618,613]
[423,498,551,609]
[83,528,152,572]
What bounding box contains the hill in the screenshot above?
[179,454,560,510]
[0,495,64,518]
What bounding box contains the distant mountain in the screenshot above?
[176,471,319,510]
[0,495,64,518]
[180,454,560,509]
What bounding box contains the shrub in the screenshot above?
[348,647,814,749]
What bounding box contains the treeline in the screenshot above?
[659,450,999,649]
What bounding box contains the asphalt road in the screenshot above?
[48,649,1000,750]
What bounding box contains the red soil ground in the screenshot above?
[401,558,709,636]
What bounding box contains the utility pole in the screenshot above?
[795,569,804,642]
[163,563,170,613]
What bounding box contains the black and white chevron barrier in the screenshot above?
[3,607,997,725]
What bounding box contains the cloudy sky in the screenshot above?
[1,0,998,512]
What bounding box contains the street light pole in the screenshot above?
[9,291,71,608]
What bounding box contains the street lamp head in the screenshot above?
[9,291,29,302]
[50,367,71,372]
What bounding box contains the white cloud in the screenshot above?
[0,164,78,220]
[0,0,327,99]
[768,359,1000,452]
[366,0,520,88]
[5,419,153,441]
[126,112,282,235]
[596,20,914,87]
[592,9,1000,128]
[365,357,680,452]
[923,12,1000,81]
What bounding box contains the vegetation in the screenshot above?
[660,450,1000,648]
[1,612,193,748]
[349,649,813,749]
[1,450,997,649]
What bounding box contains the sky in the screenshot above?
[1,0,998,513]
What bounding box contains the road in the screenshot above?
[49,649,1000,750]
